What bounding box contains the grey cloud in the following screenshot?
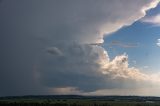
[1,0,157,44]
[39,44,107,92]
[47,47,63,56]
[0,0,159,96]
[38,43,159,92]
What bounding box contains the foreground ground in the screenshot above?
[0,95,160,106]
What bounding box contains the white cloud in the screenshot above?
[100,54,148,81]
[141,14,160,26]
[157,39,160,47]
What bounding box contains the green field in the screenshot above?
[0,96,160,106]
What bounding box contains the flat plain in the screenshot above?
[0,95,160,106]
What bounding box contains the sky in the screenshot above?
[104,5,160,73]
[0,0,160,97]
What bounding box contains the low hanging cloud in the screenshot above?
[0,0,160,96]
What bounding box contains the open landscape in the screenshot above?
[0,95,160,106]
[1,1,160,106]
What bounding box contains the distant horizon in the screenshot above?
[1,94,160,98]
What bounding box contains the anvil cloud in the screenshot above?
[0,0,160,96]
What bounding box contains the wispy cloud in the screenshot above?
[157,39,160,47]
[105,40,139,48]
[141,14,160,26]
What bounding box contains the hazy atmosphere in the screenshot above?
[1,0,160,97]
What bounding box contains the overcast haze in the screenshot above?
[0,0,160,97]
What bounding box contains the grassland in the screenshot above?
[0,95,160,106]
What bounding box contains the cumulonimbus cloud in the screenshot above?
[0,0,160,96]
[36,0,160,94]
[40,43,160,94]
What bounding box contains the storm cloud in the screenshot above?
[0,0,160,96]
